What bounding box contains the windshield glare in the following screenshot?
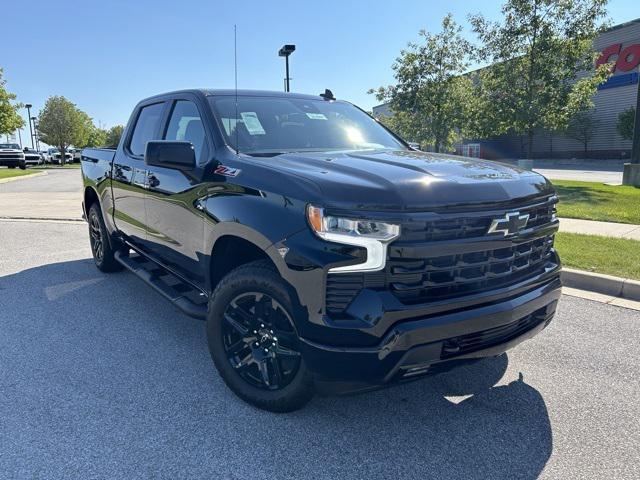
[209,96,405,155]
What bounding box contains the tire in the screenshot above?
[88,203,123,273]
[19,162,26,170]
[207,260,315,412]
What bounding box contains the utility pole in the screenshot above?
[32,117,40,151]
[25,104,34,149]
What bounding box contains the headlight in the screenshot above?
[306,205,400,273]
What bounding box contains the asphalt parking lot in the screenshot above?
[1,218,639,479]
[0,169,83,221]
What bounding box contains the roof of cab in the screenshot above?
[140,89,336,103]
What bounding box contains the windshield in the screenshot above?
[0,144,20,149]
[209,96,405,155]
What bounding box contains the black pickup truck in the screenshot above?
[81,89,561,412]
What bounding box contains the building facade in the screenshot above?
[373,18,640,160]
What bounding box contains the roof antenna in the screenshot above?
[234,24,239,155]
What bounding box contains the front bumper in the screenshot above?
[301,276,561,395]
[0,159,23,167]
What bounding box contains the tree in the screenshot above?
[84,126,108,148]
[105,125,124,148]
[565,110,599,157]
[0,69,25,137]
[470,0,610,159]
[38,96,90,164]
[369,14,475,152]
[617,107,635,141]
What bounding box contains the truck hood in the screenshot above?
[261,150,554,210]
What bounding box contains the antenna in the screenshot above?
[234,24,239,155]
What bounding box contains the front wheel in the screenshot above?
[18,162,26,170]
[207,260,314,412]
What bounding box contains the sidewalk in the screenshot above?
[558,218,640,241]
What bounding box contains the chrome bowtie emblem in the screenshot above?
[488,212,530,236]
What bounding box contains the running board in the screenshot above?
[114,250,208,320]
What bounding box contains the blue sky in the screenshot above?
[4,0,637,139]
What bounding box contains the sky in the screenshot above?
[3,0,637,144]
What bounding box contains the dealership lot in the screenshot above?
[0,218,638,479]
[0,169,82,221]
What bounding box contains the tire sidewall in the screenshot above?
[207,265,314,411]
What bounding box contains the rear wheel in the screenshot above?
[88,203,123,273]
[207,261,314,412]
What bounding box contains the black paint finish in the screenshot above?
[80,89,561,392]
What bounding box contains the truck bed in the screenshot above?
[81,148,116,164]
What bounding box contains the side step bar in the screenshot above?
[114,250,208,320]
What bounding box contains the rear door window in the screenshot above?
[128,103,165,156]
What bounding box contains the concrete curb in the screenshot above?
[561,268,640,302]
[0,171,47,184]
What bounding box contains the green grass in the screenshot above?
[553,180,640,224]
[0,168,37,180]
[555,232,640,280]
[33,163,81,169]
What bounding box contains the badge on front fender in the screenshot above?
[214,165,241,177]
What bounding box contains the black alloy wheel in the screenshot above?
[89,210,104,263]
[87,203,122,273]
[222,292,301,391]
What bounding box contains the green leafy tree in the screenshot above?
[38,96,90,164]
[617,107,635,141]
[470,0,610,159]
[0,69,25,137]
[105,125,124,148]
[565,110,600,157]
[369,14,475,152]
[84,126,108,147]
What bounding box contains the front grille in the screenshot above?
[440,305,551,358]
[0,153,23,160]
[325,195,559,316]
[400,196,556,243]
[387,234,555,305]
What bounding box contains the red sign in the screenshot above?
[596,43,640,72]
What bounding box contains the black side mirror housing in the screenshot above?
[145,141,196,170]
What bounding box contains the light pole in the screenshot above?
[278,44,296,92]
[623,71,640,185]
[31,117,40,151]
[25,104,34,149]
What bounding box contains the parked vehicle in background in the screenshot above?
[73,148,82,162]
[81,88,562,412]
[45,147,72,164]
[23,148,43,166]
[0,143,26,169]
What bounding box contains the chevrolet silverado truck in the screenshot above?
[81,89,561,412]
[0,143,26,169]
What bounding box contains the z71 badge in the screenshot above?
[214,165,241,177]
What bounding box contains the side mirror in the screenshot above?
[407,142,421,151]
[145,141,196,170]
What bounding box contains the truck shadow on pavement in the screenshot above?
[0,258,552,480]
